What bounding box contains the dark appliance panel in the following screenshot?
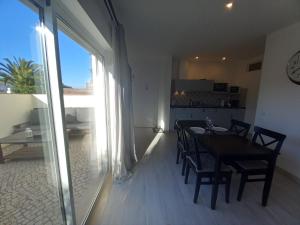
[213,83,228,92]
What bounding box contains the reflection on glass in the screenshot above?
[58,28,108,224]
[0,1,65,224]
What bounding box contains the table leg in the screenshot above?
[0,144,4,164]
[211,157,221,209]
[262,159,275,206]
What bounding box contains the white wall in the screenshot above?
[255,21,300,179]
[32,94,96,122]
[0,94,34,138]
[233,56,263,126]
[157,57,172,131]
[0,94,98,138]
[129,51,172,129]
[78,0,173,130]
[32,94,96,108]
[179,59,237,83]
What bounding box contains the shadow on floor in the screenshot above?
[134,127,157,161]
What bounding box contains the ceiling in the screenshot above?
[112,0,300,60]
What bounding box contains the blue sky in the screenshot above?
[0,0,91,88]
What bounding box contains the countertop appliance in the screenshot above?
[229,86,240,93]
[213,83,228,92]
[230,100,240,108]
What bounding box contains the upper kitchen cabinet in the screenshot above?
[173,79,214,92]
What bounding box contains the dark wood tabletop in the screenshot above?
[193,133,274,161]
[0,131,48,144]
[0,131,49,163]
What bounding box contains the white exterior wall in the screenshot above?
[0,94,34,138]
[0,94,96,138]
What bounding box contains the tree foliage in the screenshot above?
[0,57,45,94]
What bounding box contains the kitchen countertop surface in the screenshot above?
[170,105,246,109]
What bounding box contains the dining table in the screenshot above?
[184,121,276,210]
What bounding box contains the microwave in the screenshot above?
[229,86,240,93]
[213,83,228,92]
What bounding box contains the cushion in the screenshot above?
[190,127,205,134]
[187,153,231,173]
[29,108,48,125]
[235,160,268,170]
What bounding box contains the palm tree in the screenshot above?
[0,57,44,94]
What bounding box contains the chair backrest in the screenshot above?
[252,126,286,155]
[176,120,207,170]
[184,127,207,170]
[175,120,193,153]
[183,129,204,170]
[229,119,251,138]
[175,120,185,150]
[176,120,207,129]
[175,120,206,148]
[174,120,181,140]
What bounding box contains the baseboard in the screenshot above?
[276,166,300,185]
[85,172,113,225]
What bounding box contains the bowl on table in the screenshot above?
[190,127,206,134]
[212,126,228,132]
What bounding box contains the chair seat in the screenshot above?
[235,160,268,171]
[178,141,208,156]
[187,153,231,173]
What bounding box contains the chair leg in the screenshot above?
[225,175,231,203]
[176,147,180,164]
[193,175,201,203]
[237,174,247,201]
[184,163,190,184]
[181,157,186,176]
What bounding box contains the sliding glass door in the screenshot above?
[0,0,110,224]
[0,1,65,224]
[57,23,109,224]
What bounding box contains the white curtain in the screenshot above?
[108,23,137,181]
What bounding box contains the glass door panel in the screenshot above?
[0,1,65,224]
[57,26,108,224]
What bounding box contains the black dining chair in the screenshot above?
[175,120,184,164]
[183,129,233,204]
[229,119,251,138]
[175,120,207,175]
[233,126,286,201]
[225,119,251,168]
[175,120,188,176]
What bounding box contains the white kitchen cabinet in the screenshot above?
[174,79,214,92]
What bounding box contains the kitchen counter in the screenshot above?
[169,106,246,130]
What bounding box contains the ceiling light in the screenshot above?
[225,2,233,9]
[222,57,227,61]
[195,56,199,60]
